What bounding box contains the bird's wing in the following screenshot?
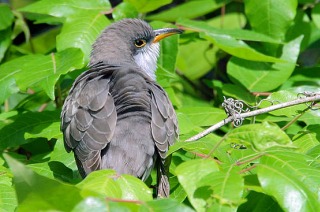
[148,82,178,159]
[148,82,178,197]
[61,68,117,177]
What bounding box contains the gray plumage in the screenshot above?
[60,19,180,197]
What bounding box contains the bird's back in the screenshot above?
[61,62,178,183]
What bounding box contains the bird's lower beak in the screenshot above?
[153,28,183,43]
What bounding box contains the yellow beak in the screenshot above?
[153,28,183,43]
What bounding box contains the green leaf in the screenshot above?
[176,39,217,80]
[20,0,110,20]
[224,122,294,152]
[50,139,78,174]
[56,12,110,62]
[238,191,282,211]
[0,157,17,212]
[4,154,84,211]
[27,161,74,183]
[25,122,61,140]
[72,197,108,212]
[177,107,225,127]
[0,48,84,100]
[200,166,245,210]
[244,0,298,40]
[292,125,320,153]
[112,2,138,21]
[207,13,246,30]
[176,159,220,212]
[0,71,19,105]
[227,36,302,92]
[124,0,172,13]
[19,27,60,54]
[168,132,220,155]
[0,4,14,30]
[257,151,320,211]
[260,90,307,117]
[306,144,320,163]
[177,19,281,44]
[201,32,285,63]
[222,84,257,104]
[77,169,153,201]
[116,174,153,201]
[77,169,122,198]
[147,0,229,22]
[144,198,195,212]
[312,3,320,28]
[0,28,12,62]
[151,21,180,75]
[0,111,60,150]
[0,184,17,212]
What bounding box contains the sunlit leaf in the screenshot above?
[124,0,172,13]
[224,122,294,152]
[257,151,320,211]
[147,0,229,22]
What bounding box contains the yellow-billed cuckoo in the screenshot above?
[61,19,180,197]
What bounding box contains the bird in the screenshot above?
[60,19,181,197]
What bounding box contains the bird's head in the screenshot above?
[90,19,182,80]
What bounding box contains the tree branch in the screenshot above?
[186,93,320,142]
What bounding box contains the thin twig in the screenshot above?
[186,94,320,142]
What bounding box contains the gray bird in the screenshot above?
[60,19,180,197]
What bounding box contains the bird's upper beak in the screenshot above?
[153,28,183,43]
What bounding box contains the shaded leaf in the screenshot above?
[238,191,282,212]
[50,139,78,174]
[4,154,84,211]
[176,159,219,212]
[227,36,302,91]
[0,111,60,150]
[177,39,217,80]
[201,166,245,211]
[244,0,298,40]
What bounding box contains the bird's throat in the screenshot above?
[133,43,160,81]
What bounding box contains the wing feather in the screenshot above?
[61,69,117,177]
[148,82,178,159]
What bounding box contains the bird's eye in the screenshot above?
[134,39,147,48]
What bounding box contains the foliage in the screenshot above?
[1,0,320,211]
